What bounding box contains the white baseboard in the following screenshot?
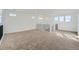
[5,27,36,34]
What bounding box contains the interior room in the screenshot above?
[0,9,79,50]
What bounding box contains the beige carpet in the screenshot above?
[0,29,79,50]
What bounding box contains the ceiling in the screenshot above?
[6,9,79,15]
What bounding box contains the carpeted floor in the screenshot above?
[0,29,79,50]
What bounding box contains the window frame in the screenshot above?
[59,16,64,22]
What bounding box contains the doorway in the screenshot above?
[55,24,58,30]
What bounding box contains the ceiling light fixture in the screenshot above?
[9,13,16,16]
[39,17,43,20]
[32,16,35,19]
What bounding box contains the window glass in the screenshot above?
[65,16,71,22]
[59,16,64,22]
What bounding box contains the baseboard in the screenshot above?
[58,29,77,33]
[5,28,37,34]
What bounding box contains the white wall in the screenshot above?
[3,10,52,33]
[3,9,79,33]
[52,12,78,32]
[77,14,79,35]
[36,11,78,32]
[4,10,36,33]
[36,15,50,24]
[0,9,3,25]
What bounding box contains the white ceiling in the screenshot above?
[6,9,79,15]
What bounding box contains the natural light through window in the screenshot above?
[59,16,64,22]
[64,34,79,42]
[56,32,64,38]
[54,16,58,21]
[65,16,71,22]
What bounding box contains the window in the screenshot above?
[59,16,64,22]
[65,16,71,22]
[54,16,58,21]
[0,16,2,24]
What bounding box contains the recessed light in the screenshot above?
[9,13,16,16]
[32,16,35,19]
[39,17,43,20]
